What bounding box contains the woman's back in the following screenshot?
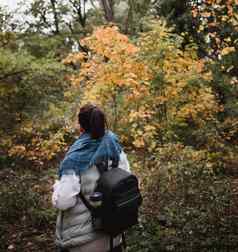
[52,104,130,252]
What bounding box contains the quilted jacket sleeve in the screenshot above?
[52,151,130,211]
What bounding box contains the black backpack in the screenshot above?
[80,162,143,251]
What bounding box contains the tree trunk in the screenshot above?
[69,0,87,28]
[100,0,114,22]
[50,0,60,34]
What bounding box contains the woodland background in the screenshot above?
[0,0,238,251]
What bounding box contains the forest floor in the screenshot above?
[0,166,56,252]
[1,164,238,252]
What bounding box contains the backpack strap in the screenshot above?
[79,192,115,252]
[78,174,98,227]
[109,233,126,252]
[79,192,99,229]
[96,158,119,175]
[96,160,109,175]
[110,236,113,252]
[79,192,95,212]
[78,174,94,211]
[122,232,127,249]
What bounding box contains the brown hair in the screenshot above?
[78,104,107,139]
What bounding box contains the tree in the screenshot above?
[80,0,153,34]
[0,6,14,32]
[192,1,238,156]
[68,0,88,29]
[153,0,194,33]
[0,16,74,163]
[24,0,67,34]
[22,0,92,35]
[64,24,220,151]
[100,0,114,22]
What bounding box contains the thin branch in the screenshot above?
[0,69,30,82]
[69,0,87,28]
[89,0,98,10]
[50,0,60,34]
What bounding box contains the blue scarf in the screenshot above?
[59,131,122,177]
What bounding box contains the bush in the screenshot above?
[0,168,57,251]
[0,170,56,228]
[135,144,237,251]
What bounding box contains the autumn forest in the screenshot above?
[0,0,238,251]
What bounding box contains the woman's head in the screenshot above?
[78,104,107,139]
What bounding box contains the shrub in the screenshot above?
[139,144,236,250]
[0,171,56,228]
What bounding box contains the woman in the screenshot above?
[52,104,130,252]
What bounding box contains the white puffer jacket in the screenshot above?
[52,151,130,250]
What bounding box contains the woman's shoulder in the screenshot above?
[59,155,78,171]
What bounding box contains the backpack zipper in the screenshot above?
[116,194,141,208]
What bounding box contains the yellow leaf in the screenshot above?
[221,47,235,56]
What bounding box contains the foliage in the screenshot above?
[0,168,57,251]
[0,176,55,227]
[138,22,221,145]
[130,145,236,251]
[192,0,238,172]
[0,6,14,32]
[63,25,238,250]
[0,2,238,250]
[22,0,89,34]
[192,0,238,60]
[64,26,151,145]
[65,23,222,153]
[1,0,154,37]
[153,0,194,34]
[0,32,74,164]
